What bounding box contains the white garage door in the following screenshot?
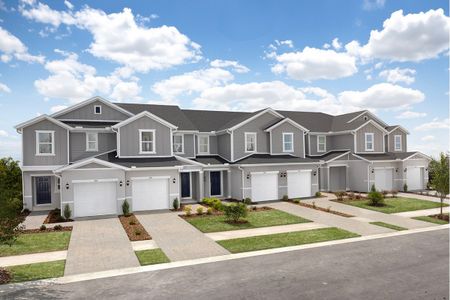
[374,169,393,191]
[132,177,169,211]
[407,167,423,191]
[287,170,312,198]
[73,181,117,217]
[251,172,278,202]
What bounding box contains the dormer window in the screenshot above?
[365,133,374,151]
[394,135,402,151]
[282,132,294,152]
[245,132,257,153]
[139,129,155,154]
[94,105,102,114]
[198,135,209,154]
[317,135,326,153]
[173,134,184,154]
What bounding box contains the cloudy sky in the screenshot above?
[0,0,448,160]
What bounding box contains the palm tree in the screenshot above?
[430,153,449,217]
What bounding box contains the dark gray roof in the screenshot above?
[385,125,399,132]
[276,110,333,132]
[234,154,320,164]
[355,152,419,161]
[307,150,350,162]
[63,121,118,128]
[181,109,250,132]
[193,155,229,165]
[96,151,182,167]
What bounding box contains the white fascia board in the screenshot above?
[264,118,309,133]
[346,110,388,127]
[55,158,128,172]
[21,165,65,171]
[237,161,323,167]
[351,153,372,163]
[325,151,351,163]
[173,130,200,134]
[308,130,354,135]
[354,119,388,134]
[228,108,284,131]
[174,155,206,167]
[15,115,73,132]
[387,125,410,135]
[402,152,432,161]
[112,111,178,130]
[51,96,134,118]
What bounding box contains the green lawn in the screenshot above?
[340,197,448,214]
[135,249,170,266]
[217,227,359,253]
[0,232,71,257]
[7,260,65,283]
[184,209,310,233]
[369,222,407,231]
[413,214,449,225]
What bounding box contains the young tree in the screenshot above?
[430,153,449,217]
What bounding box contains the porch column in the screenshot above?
[227,170,231,198]
[199,171,204,200]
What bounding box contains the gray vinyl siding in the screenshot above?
[271,122,305,157]
[387,129,407,152]
[22,119,68,166]
[355,123,385,153]
[174,134,195,158]
[233,112,280,161]
[22,171,60,211]
[217,133,231,161]
[56,100,129,121]
[230,167,243,199]
[329,166,347,191]
[308,134,329,155]
[77,162,108,169]
[195,135,218,155]
[119,116,172,157]
[329,134,354,151]
[347,160,369,192]
[70,132,116,162]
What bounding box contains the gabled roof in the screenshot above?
[55,156,129,172]
[112,111,178,130]
[225,108,284,132]
[96,151,183,168]
[51,96,133,118]
[264,117,309,132]
[353,151,431,162]
[354,119,388,133]
[15,115,73,132]
[307,150,351,162]
[233,154,320,165]
[386,125,410,134]
[193,155,230,165]
[181,109,249,132]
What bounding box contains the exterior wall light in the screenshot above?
[172,177,176,184]
[313,171,317,176]
[371,169,374,174]
[404,168,407,173]
[126,180,130,186]
[395,168,398,173]
[247,173,251,180]
[65,183,69,189]
[119,180,123,187]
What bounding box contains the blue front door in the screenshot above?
[210,171,222,196]
[36,176,51,205]
[181,173,191,198]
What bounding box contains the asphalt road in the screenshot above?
[1,229,448,300]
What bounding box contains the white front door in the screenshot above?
[251,172,278,202]
[374,169,393,191]
[287,170,312,198]
[132,178,169,211]
[407,167,423,190]
[73,181,117,217]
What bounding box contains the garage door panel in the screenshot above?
[374,169,393,191]
[407,168,423,191]
[74,181,117,217]
[132,178,169,211]
[251,173,278,202]
[288,171,311,198]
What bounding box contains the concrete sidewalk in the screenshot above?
[393,207,450,218]
[21,211,48,230]
[0,251,67,267]
[267,202,392,236]
[137,212,229,261]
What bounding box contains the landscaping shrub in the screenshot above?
[122,200,130,216]
[315,191,322,197]
[335,191,345,201]
[312,201,316,209]
[326,206,331,212]
[403,183,408,192]
[347,192,355,200]
[184,205,192,216]
[54,225,62,231]
[293,199,300,204]
[206,207,213,215]
[201,197,224,211]
[223,203,248,223]
[196,206,204,215]
[282,195,289,201]
[173,198,179,210]
[243,198,252,205]
[56,215,65,223]
[0,198,24,247]
[368,186,385,207]
[251,206,257,211]
[135,230,141,236]
[381,190,388,198]
[63,204,72,220]
[0,268,11,284]
[40,225,46,231]
[129,220,136,226]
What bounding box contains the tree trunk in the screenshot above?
[440,197,443,217]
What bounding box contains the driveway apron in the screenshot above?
[136,212,229,261]
[64,218,139,276]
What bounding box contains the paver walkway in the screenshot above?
[22,211,48,230]
[205,223,330,241]
[303,194,435,229]
[0,251,67,267]
[393,207,450,218]
[64,218,139,276]
[267,202,392,236]
[397,192,450,204]
[136,212,229,261]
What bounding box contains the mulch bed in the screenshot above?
[23,226,73,234]
[0,268,11,285]
[119,214,151,241]
[180,206,272,219]
[429,214,449,222]
[294,202,354,218]
[43,209,73,224]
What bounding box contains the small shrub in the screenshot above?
[243,198,252,205]
[54,225,62,231]
[335,191,345,201]
[293,199,300,204]
[403,183,408,192]
[0,198,24,247]
[63,204,72,220]
[368,189,384,207]
[56,215,66,223]
[23,208,30,214]
[206,207,213,215]
[282,195,289,201]
[173,198,179,210]
[315,191,322,197]
[381,190,389,198]
[134,230,141,236]
[0,268,11,284]
[312,201,316,209]
[347,192,355,200]
[122,200,130,216]
[40,225,46,231]
[371,184,377,193]
[202,198,224,211]
[223,203,248,223]
[392,190,398,198]
[184,205,192,216]
[326,206,331,212]
[196,206,204,215]
[129,220,136,226]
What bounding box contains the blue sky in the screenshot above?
[0,0,448,160]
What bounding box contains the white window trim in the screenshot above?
[394,135,402,151]
[365,133,374,151]
[94,105,102,114]
[35,130,55,156]
[198,135,210,154]
[317,135,326,153]
[282,132,294,153]
[139,129,156,154]
[244,132,257,153]
[173,133,184,154]
[85,132,98,152]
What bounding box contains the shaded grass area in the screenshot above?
[135,249,170,266]
[340,197,447,214]
[0,232,71,257]
[369,222,407,231]
[7,260,65,283]
[218,227,359,253]
[184,209,311,233]
[413,213,449,225]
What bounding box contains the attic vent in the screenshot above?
[363,116,368,121]
[94,105,102,114]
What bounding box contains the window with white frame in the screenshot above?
[317,135,326,152]
[139,130,155,153]
[283,132,294,152]
[36,131,54,155]
[394,135,402,151]
[198,135,209,154]
[94,105,102,114]
[365,133,374,151]
[86,132,98,151]
[245,132,257,153]
[173,134,184,153]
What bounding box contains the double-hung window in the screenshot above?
[365,133,374,151]
[198,135,209,154]
[245,132,257,153]
[86,132,98,151]
[139,129,155,154]
[394,135,402,151]
[317,135,326,153]
[36,131,54,155]
[173,134,184,154]
[283,132,294,152]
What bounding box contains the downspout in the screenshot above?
[112,127,119,157]
[53,172,63,216]
[238,165,245,200]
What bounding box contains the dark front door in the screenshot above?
[36,176,51,205]
[181,173,191,198]
[210,171,222,196]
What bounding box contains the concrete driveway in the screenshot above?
[64,218,139,276]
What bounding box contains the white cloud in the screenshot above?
[323,43,330,49]
[64,0,73,10]
[271,47,357,81]
[421,135,435,142]
[362,0,385,11]
[0,26,44,63]
[275,39,294,48]
[210,59,249,73]
[338,83,425,110]
[0,82,11,93]
[49,105,67,113]
[332,38,342,50]
[415,118,450,131]
[0,129,8,137]
[110,81,142,102]
[396,110,426,119]
[20,1,76,27]
[379,68,416,85]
